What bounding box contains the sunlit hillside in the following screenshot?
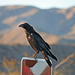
[0,5,75,75]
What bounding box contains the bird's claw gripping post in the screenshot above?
[32,51,39,62]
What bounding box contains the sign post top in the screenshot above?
[21,57,52,75]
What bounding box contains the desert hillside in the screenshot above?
[0,5,75,75]
[0,6,75,45]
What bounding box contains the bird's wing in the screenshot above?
[33,33,57,61]
[33,32,51,50]
[44,42,51,49]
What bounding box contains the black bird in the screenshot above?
[19,23,57,67]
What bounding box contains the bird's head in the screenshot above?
[19,23,33,31]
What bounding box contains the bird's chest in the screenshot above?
[27,33,34,44]
[27,33,38,50]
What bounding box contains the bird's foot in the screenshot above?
[31,55,38,62]
[34,56,37,59]
[31,55,35,58]
[34,57,38,62]
[32,53,37,58]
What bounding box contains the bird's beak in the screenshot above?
[19,24,23,27]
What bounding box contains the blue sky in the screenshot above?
[0,0,75,9]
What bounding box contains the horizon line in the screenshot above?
[0,4,75,9]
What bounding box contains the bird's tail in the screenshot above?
[46,50,57,61]
[42,50,52,67]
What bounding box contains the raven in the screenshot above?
[19,23,57,67]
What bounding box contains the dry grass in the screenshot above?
[1,57,20,75]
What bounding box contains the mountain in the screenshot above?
[0,5,75,75]
[0,5,75,45]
